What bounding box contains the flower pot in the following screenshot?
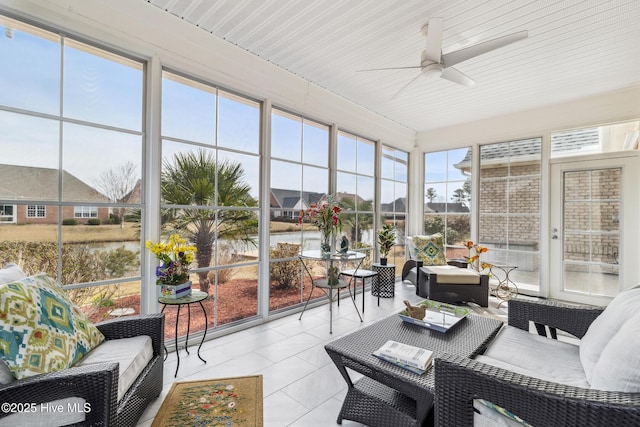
[160,281,192,299]
[380,257,388,266]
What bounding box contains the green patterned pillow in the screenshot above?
[411,234,447,266]
[0,273,105,380]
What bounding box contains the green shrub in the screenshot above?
[87,218,101,225]
[0,241,139,285]
[62,218,78,226]
[91,294,114,307]
[269,242,301,290]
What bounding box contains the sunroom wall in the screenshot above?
[413,87,640,297]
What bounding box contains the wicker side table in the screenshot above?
[372,263,395,305]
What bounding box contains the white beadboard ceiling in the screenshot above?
[146,0,640,133]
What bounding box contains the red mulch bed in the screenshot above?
[87,279,326,339]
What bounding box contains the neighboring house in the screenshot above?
[453,129,620,270]
[0,164,110,225]
[380,197,407,213]
[270,189,368,219]
[424,202,469,213]
[270,189,325,219]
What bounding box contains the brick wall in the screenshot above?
[15,205,109,225]
[479,163,541,245]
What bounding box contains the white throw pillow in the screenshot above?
[0,263,25,285]
[590,313,640,392]
[579,287,640,382]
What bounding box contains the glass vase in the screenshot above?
[321,233,332,259]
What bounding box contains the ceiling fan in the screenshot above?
[359,18,528,98]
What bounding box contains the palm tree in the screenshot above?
[161,149,258,295]
[339,197,374,244]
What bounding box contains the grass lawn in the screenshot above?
[1,221,308,243]
[0,222,139,243]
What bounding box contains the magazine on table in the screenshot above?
[372,340,434,374]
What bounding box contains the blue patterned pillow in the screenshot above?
[0,273,105,379]
[411,234,447,266]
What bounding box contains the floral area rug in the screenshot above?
[152,375,263,427]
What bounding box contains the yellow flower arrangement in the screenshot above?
[145,234,197,285]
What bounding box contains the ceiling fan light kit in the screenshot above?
[359,17,528,98]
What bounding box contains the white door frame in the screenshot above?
[550,152,639,305]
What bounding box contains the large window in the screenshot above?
[380,145,408,269]
[0,204,15,222]
[479,138,541,292]
[424,148,471,258]
[0,15,144,322]
[337,131,376,254]
[73,206,97,218]
[269,108,329,312]
[161,70,260,337]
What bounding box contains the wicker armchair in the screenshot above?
[0,313,164,427]
[433,298,640,426]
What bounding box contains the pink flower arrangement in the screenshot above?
[297,194,342,239]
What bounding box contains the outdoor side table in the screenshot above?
[372,263,395,305]
[159,290,208,377]
[489,263,519,307]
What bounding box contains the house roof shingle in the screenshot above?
[0,164,110,202]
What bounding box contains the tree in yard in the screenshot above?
[426,187,437,203]
[94,161,139,228]
[339,197,373,244]
[451,188,466,204]
[161,149,258,296]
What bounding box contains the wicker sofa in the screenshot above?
[433,289,640,426]
[0,264,164,427]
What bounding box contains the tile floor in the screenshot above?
[136,280,427,426]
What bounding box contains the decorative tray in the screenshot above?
[399,300,470,333]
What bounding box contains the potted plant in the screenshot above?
[377,223,396,265]
[145,234,197,299]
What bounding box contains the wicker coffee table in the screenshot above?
[325,312,503,427]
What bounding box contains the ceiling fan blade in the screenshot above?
[441,67,476,87]
[423,17,443,63]
[390,73,423,100]
[357,66,422,72]
[442,30,528,68]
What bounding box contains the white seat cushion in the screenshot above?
[0,263,25,285]
[480,325,589,388]
[590,312,640,392]
[75,335,153,401]
[422,265,481,285]
[579,287,640,382]
[0,360,13,384]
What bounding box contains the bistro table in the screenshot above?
[299,250,365,334]
[159,290,208,377]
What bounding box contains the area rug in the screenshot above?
[152,375,263,427]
